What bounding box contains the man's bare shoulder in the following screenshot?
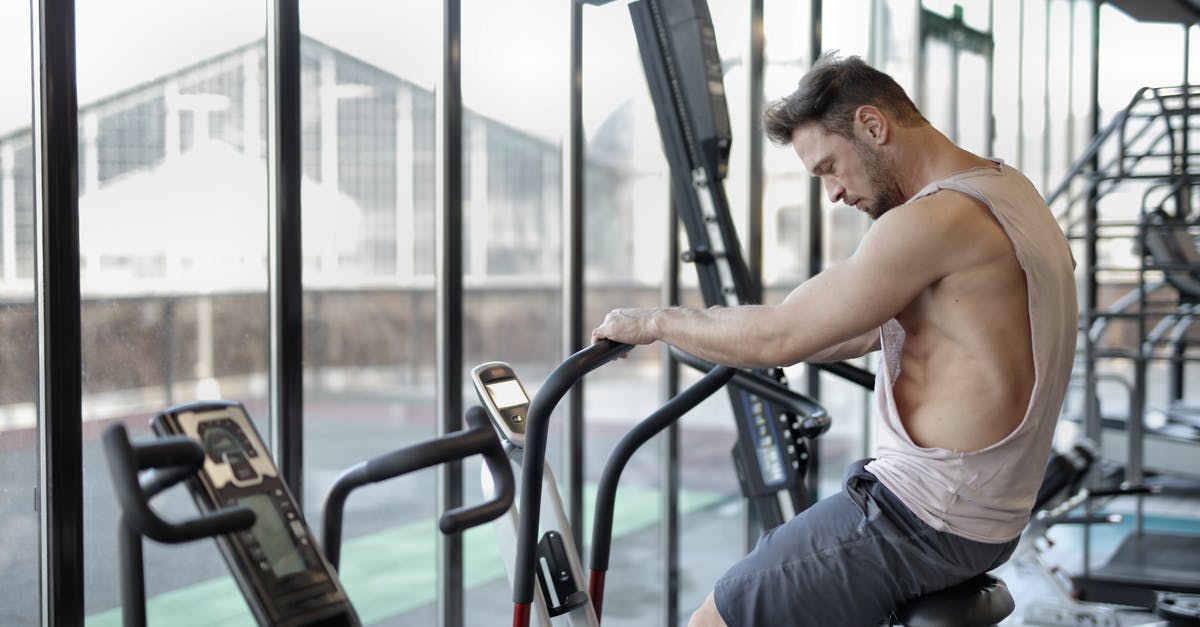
[850,190,988,278]
[866,189,1009,267]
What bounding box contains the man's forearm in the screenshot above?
[650,305,806,369]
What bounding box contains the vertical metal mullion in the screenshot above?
[660,188,682,627]
[986,0,995,157]
[32,0,84,622]
[435,0,465,625]
[266,0,304,502]
[1042,0,1053,191]
[1066,0,1077,172]
[563,0,587,555]
[803,0,823,505]
[1083,0,1102,499]
[1017,0,1026,169]
[747,0,765,301]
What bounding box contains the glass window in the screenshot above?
[808,0,877,495]
[0,1,37,623]
[579,2,682,622]
[991,0,1021,166]
[460,0,570,621]
[297,1,442,624]
[1099,3,1187,119]
[77,2,268,622]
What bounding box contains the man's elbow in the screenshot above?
[752,340,810,369]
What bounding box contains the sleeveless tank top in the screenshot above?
[863,160,1078,543]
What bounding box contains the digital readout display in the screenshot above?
[239,493,308,578]
[485,379,528,410]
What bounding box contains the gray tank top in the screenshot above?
[863,160,1078,543]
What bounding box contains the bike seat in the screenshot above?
[891,574,1015,627]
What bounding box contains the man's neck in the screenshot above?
[890,126,993,200]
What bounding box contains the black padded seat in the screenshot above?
[890,574,1015,627]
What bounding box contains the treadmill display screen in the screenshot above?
[239,493,308,577]
[486,379,528,409]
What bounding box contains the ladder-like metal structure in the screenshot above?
[623,0,837,534]
[1046,84,1200,607]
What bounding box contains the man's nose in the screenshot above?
[824,179,845,204]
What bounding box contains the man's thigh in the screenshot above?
[711,461,1013,627]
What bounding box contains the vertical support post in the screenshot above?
[660,188,682,627]
[1066,0,1077,173]
[986,0,995,157]
[948,6,961,143]
[1042,0,1053,190]
[435,0,465,625]
[1083,0,1102,490]
[1017,0,1027,169]
[1182,26,1191,217]
[747,0,765,300]
[803,0,824,505]
[563,0,588,554]
[31,0,84,621]
[266,0,305,503]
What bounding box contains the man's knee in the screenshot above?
[687,592,729,627]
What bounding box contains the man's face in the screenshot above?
[791,124,906,219]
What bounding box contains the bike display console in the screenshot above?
[152,401,359,627]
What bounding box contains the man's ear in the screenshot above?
[855,105,889,145]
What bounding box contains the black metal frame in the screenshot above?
[435,1,465,625]
[266,0,305,503]
[916,4,995,154]
[32,0,84,622]
[563,0,588,556]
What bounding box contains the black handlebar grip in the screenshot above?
[132,436,206,470]
[512,340,633,607]
[103,424,256,544]
[439,406,516,534]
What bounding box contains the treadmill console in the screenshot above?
[153,401,359,627]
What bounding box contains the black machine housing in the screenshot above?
[627,0,827,530]
[152,401,359,627]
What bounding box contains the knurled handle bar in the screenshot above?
[668,347,834,438]
[102,423,257,543]
[587,362,736,621]
[512,340,634,626]
[321,405,515,569]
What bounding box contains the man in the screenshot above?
[591,54,1077,626]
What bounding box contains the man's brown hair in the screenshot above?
[764,53,927,145]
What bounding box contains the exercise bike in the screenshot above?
[475,340,1019,627]
[103,400,514,626]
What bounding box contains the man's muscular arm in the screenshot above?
[804,329,881,363]
[591,193,970,368]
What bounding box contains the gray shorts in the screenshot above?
[713,459,1019,627]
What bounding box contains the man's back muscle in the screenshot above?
[885,190,1035,452]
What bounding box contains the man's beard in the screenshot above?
[853,139,907,219]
